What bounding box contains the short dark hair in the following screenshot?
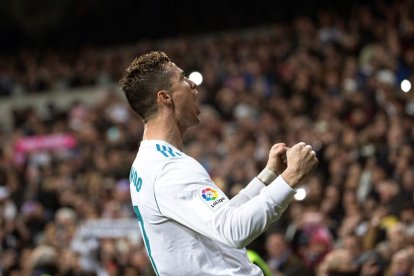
[119,51,172,121]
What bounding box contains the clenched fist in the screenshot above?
[266,143,288,175]
[281,142,318,187]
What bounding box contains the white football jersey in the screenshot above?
[129,140,295,276]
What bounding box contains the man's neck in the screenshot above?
[142,113,184,150]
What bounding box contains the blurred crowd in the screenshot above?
[1,0,414,275]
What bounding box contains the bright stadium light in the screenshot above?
[401,79,411,93]
[189,71,203,86]
[294,188,307,201]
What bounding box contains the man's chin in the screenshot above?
[180,118,201,133]
[190,117,201,127]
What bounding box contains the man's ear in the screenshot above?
[157,90,174,108]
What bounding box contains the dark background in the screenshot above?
[0,0,362,53]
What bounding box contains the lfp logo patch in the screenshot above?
[200,186,228,211]
[201,188,218,201]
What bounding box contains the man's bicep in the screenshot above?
[154,160,230,234]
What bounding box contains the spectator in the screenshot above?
[265,232,309,276]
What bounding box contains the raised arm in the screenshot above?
[154,142,318,248]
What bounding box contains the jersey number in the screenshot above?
[130,168,142,192]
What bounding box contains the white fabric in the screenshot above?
[130,140,296,276]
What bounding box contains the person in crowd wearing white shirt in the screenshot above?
[119,51,318,276]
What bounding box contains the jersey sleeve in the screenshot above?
[154,157,296,249]
[228,177,266,207]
